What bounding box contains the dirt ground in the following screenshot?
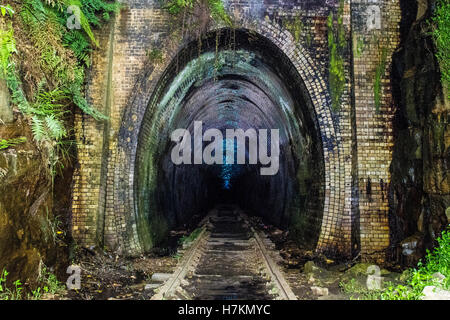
[44,217,403,300]
[46,248,177,300]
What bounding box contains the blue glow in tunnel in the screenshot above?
[220,138,240,190]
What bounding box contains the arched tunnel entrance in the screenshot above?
[134,29,325,252]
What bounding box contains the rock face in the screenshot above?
[0,119,71,287]
[389,0,449,266]
[0,79,12,124]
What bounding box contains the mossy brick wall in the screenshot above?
[71,0,401,262]
[351,0,401,262]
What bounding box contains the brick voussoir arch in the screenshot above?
[108,18,344,256]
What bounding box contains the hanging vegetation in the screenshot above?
[164,0,231,26]
[0,0,120,175]
[162,0,232,47]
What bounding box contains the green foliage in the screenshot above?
[432,0,450,97]
[285,17,302,42]
[63,29,92,66]
[0,269,9,299]
[29,87,69,142]
[0,4,14,17]
[147,48,164,64]
[0,137,26,150]
[44,207,66,243]
[373,46,387,113]
[207,0,230,25]
[164,0,231,26]
[341,227,450,300]
[60,0,120,47]
[18,0,117,103]
[1,0,114,179]
[0,269,23,300]
[39,265,64,295]
[5,63,31,113]
[339,278,388,300]
[284,17,312,45]
[353,34,365,58]
[339,278,361,294]
[0,0,116,191]
[0,266,63,300]
[0,0,14,92]
[327,0,346,112]
[0,23,16,78]
[422,228,450,277]
[179,228,202,245]
[74,0,120,27]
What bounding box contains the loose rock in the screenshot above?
[422,286,450,300]
[151,273,172,282]
[311,286,329,296]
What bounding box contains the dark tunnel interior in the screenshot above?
[134,29,325,251]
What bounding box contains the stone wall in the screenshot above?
[0,118,70,285]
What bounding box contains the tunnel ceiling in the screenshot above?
[135,29,325,250]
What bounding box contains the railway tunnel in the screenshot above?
[2,0,449,301]
[134,29,325,252]
[70,0,407,263]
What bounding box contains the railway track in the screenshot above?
[151,205,297,300]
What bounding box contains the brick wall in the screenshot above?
[351,0,400,263]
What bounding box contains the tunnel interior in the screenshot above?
[134,29,325,251]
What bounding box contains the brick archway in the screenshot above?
[102,20,348,257]
[72,0,400,263]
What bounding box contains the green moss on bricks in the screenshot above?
[327,0,346,112]
[353,34,365,59]
[288,197,310,247]
[147,48,164,65]
[284,17,303,43]
[284,17,313,47]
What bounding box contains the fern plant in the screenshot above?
[2,0,117,183]
[27,86,69,142]
[62,30,92,66]
[0,3,14,17]
[18,0,111,122]
[0,137,27,150]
